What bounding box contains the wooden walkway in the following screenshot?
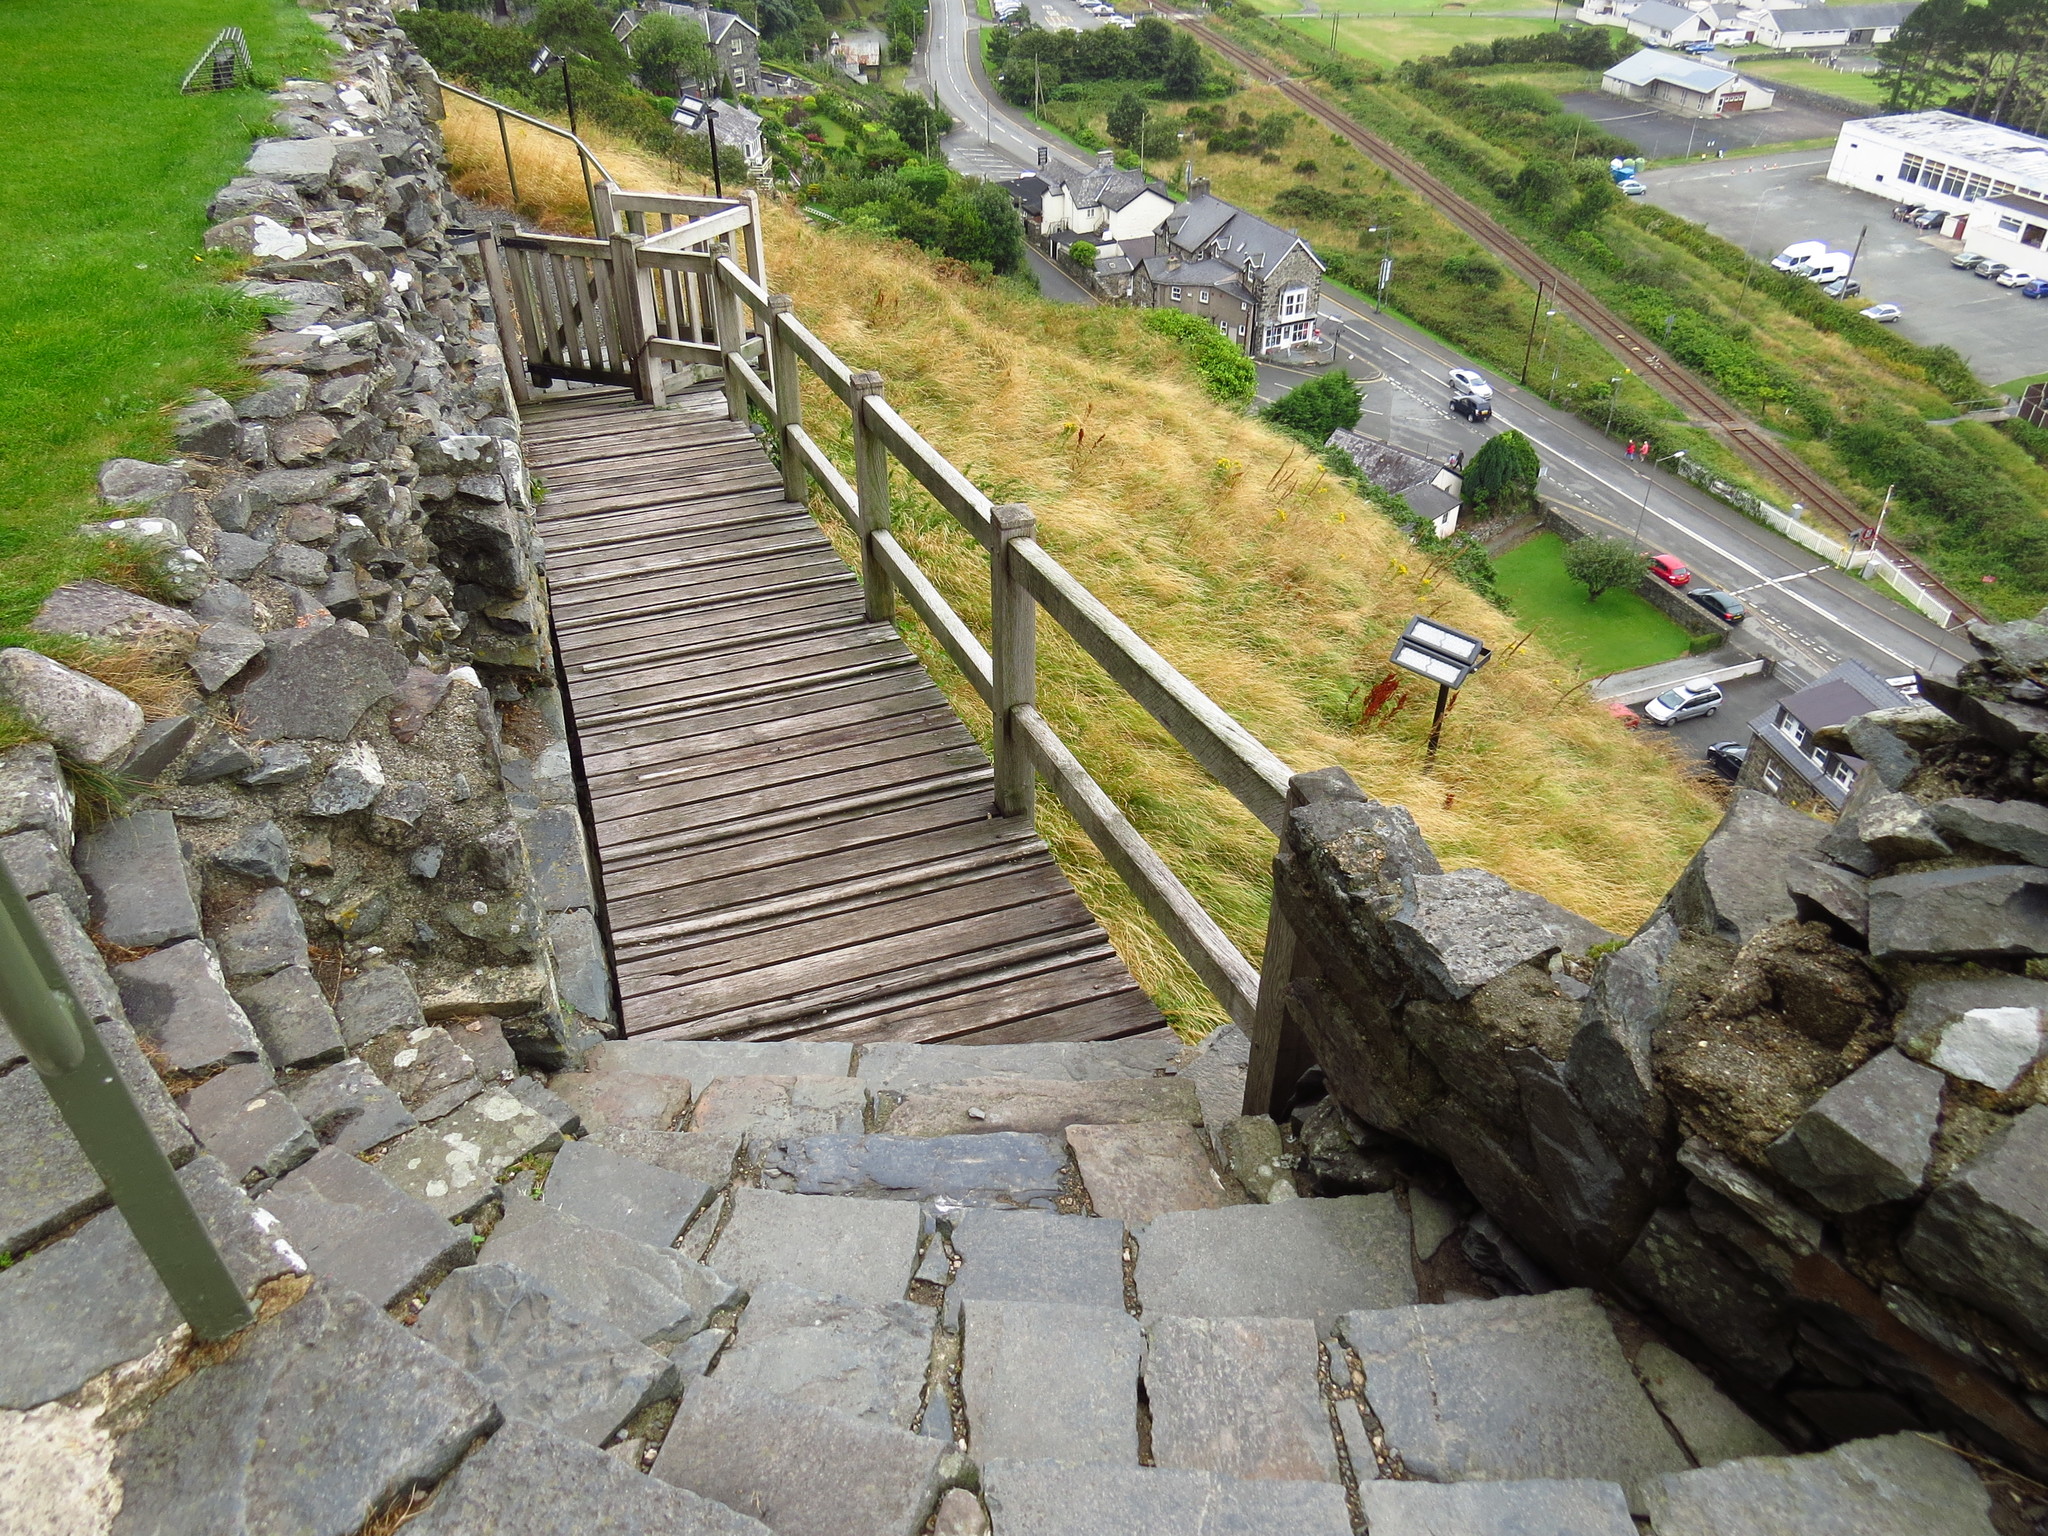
[523,388,1168,1045]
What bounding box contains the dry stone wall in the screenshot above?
[0,6,613,1078]
[1268,614,2048,1477]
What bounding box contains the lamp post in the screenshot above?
[531,46,581,141]
[1366,224,1392,313]
[1604,374,1624,436]
[1519,280,1550,385]
[1632,449,1686,540]
[672,92,724,198]
[1390,615,1492,771]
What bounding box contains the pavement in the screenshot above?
[1557,91,1849,162]
[1640,153,2043,389]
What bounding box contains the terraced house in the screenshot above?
[1132,181,1332,364]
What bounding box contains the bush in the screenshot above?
[1561,536,1643,603]
[1141,309,1256,406]
[1261,368,1364,441]
[1069,240,1097,270]
[1319,448,1505,606]
[1462,427,1539,515]
[1442,252,1503,290]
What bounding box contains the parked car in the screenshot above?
[1451,394,1492,422]
[1648,553,1692,586]
[1860,302,1903,322]
[1448,367,1492,399]
[1803,254,1854,284]
[2022,279,2048,299]
[1823,277,1862,299]
[1618,179,1648,196]
[1643,681,1725,726]
[1772,240,1827,271]
[1891,204,1923,222]
[1997,268,2036,288]
[1977,261,2012,281]
[1885,674,1922,700]
[1706,740,1748,779]
[1952,252,1988,271]
[1681,40,1715,53]
[1690,588,1747,624]
[1913,208,1946,229]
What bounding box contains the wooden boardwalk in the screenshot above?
[523,388,1168,1045]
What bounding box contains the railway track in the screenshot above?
[1162,10,1982,624]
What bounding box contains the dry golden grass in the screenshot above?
[443,97,1720,1034]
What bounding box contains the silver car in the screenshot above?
[1642,681,1724,726]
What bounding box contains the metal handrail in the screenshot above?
[435,75,613,232]
[0,862,252,1340]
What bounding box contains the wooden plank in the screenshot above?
[577,672,938,776]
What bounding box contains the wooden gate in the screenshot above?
[493,233,638,390]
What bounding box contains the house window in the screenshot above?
[1279,285,1308,321]
[1170,286,1182,302]
[2026,224,2047,249]
[1762,761,1784,793]
[2001,216,2026,235]
[1778,708,1807,748]
[1829,759,1857,790]
[732,40,744,53]
[1197,289,1210,305]
[732,70,746,86]
[1898,153,1924,186]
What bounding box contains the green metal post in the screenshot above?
[0,864,253,1341]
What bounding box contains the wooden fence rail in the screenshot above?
[480,182,1290,1028]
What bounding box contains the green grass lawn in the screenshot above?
[1494,533,1694,676]
[1736,57,1889,107]
[0,0,327,646]
[1280,11,1556,70]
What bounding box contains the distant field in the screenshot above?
[1279,10,1557,69]
[1494,534,1695,676]
[1732,56,1888,107]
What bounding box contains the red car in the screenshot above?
[1648,554,1692,587]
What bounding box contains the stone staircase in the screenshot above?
[0,1031,2007,1535]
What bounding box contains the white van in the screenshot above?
[1771,240,1827,271]
[1802,252,1854,284]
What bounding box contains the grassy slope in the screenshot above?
[1280,12,1552,71]
[1494,534,1693,675]
[442,98,1720,1033]
[0,0,328,644]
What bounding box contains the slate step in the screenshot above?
[593,1039,854,1082]
[1337,1289,1690,1513]
[542,1137,715,1247]
[651,1378,950,1536]
[1360,1477,1636,1536]
[961,1299,1143,1464]
[706,1187,921,1307]
[854,1040,1179,1094]
[548,1067,693,1133]
[1143,1313,1338,1484]
[481,1207,739,1347]
[690,1074,868,1140]
[405,1418,770,1535]
[1133,1194,1415,1333]
[260,1145,474,1309]
[379,1077,579,1220]
[879,1076,1199,1139]
[584,1125,744,1188]
[943,1208,1127,1328]
[1067,1121,1232,1225]
[1642,1431,1998,1535]
[712,1279,934,1429]
[415,1263,679,1447]
[978,1458,1351,1536]
[757,1132,1068,1211]
[180,1060,318,1187]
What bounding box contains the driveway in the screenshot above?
[1558,91,1849,160]
[1640,154,2043,389]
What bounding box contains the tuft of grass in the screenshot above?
[1492,534,1694,677]
[440,94,1721,1034]
[56,637,199,722]
[0,0,330,650]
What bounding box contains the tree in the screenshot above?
[1561,537,1644,603]
[886,92,953,156]
[1070,240,1098,270]
[1461,427,1539,515]
[630,13,714,96]
[1161,32,1207,97]
[534,0,634,77]
[1261,369,1363,442]
[1105,92,1147,149]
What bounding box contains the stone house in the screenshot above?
[1324,429,1463,537]
[1133,182,1332,364]
[1738,659,1911,811]
[618,2,763,95]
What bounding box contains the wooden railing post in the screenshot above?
[476,227,533,407]
[609,231,664,408]
[851,370,893,622]
[767,294,804,504]
[711,239,748,424]
[991,504,1039,821]
[591,178,618,237]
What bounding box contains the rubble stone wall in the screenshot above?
[0,5,615,1076]
[1266,614,2048,1475]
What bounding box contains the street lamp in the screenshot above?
[1632,450,1686,540]
[672,92,724,198]
[1391,615,1492,770]
[1366,224,1393,313]
[1604,374,1624,436]
[531,47,581,142]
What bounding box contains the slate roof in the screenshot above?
[1004,174,1049,218]
[1628,1,1703,31]
[1605,48,1740,94]
[1161,194,1322,275]
[1325,429,1462,521]
[1768,1,1917,32]
[1041,163,1169,214]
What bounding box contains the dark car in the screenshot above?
[1451,394,1492,422]
[1706,740,1748,780]
[1690,588,1747,623]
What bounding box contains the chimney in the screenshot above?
[1097,149,1116,170]
[1189,176,1211,200]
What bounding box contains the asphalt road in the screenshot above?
[1557,91,1849,161]
[924,0,1093,181]
[1651,672,1789,764]
[1642,154,2044,387]
[917,0,1974,689]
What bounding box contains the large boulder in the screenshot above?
[1667,792,1829,945]
[237,626,408,741]
[0,650,143,766]
[1902,1105,2048,1354]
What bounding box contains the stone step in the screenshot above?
[979,1458,1351,1535]
[1359,1477,1636,1536]
[592,1039,854,1082]
[705,1187,921,1307]
[378,1077,580,1221]
[481,1206,739,1347]
[260,1145,474,1309]
[961,1299,1143,1465]
[1142,1313,1338,1484]
[542,1137,716,1247]
[1337,1289,1691,1514]
[651,1378,950,1536]
[285,1057,419,1157]
[878,1076,1200,1139]
[711,1279,934,1430]
[179,1060,318,1187]
[854,1040,1180,1094]
[757,1131,1068,1211]
[690,1074,869,1140]
[942,1208,1127,1328]
[1642,1431,1998,1535]
[1067,1121,1233,1225]
[548,1067,693,1133]
[1133,1194,1415,1333]
[405,1418,771,1535]
[583,1125,744,1188]
[414,1262,679,1448]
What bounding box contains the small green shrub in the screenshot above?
[1140,309,1257,406]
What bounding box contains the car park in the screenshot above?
[1619,179,1648,196]
[1997,269,2035,289]
[1448,368,1492,399]
[1860,302,1903,322]
[1648,554,1692,586]
[1643,681,1725,725]
[1977,261,2012,281]
[1823,277,1861,299]
[1706,740,1748,779]
[1451,394,1492,422]
[1690,588,1747,624]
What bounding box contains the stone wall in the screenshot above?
[1257,612,2048,1475]
[0,4,614,1071]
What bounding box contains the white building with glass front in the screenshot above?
[1827,112,2048,237]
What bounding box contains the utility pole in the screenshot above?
[1519,279,1546,385]
[1845,223,1868,281]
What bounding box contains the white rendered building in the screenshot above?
[1827,112,2048,236]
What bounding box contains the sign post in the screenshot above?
[1390,615,1491,770]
